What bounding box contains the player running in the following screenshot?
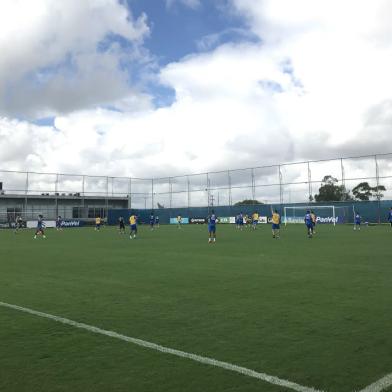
[118,216,125,234]
[129,214,137,239]
[149,212,155,230]
[14,215,23,234]
[208,210,217,243]
[388,207,392,228]
[354,212,361,230]
[95,216,102,231]
[252,211,259,230]
[56,216,63,231]
[271,209,280,239]
[238,212,244,230]
[310,210,317,234]
[305,210,313,238]
[34,215,46,239]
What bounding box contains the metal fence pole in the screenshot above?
[307,161,312,203]
[340,158,345,188]
[375,155,381,224]
[151,179,154,210]
[187,176,190,209]
[105,176,109,219]
[128,178,132,209]
[24,172,29,218]
[251,168,255,202]
[206,173,210,213]
[169,177,172,215]
[278,165,283,208]
[228,170,232,207]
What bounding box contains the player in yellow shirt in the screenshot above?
[271,210,280,239]
[310,210,317,234]
[252,212,259,230]
[129,214,137,239]
[95,217,101,231]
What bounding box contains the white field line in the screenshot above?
[357,374,392,392]
[0,300,322,392]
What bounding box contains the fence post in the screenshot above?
[228,170,232,207]
[278,165,283,208]
[340,158,345,186]
[128,178,132,209]
[151,178,154,211]
[375,155,381,224]
[24,171,29,218]
[307,161,312,203]
[251,168,255,202]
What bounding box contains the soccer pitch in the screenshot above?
[0,224,391,392]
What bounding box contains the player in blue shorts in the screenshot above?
[354,212,361,230]
[149,212,155,230]
[271,210,280,239]
[238,212,244,230]
[129,214,137,239]
[388,207,392,228]
[34,215,46,239]
[304,210,313,238]
[56,215,63,231]
[208,210,217,243]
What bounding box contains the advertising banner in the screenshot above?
[170,217,189,224]
[218,217,236,224]
[258,216,268,224]
[27,220,56,228]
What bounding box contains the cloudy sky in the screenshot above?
[1,0,392,188]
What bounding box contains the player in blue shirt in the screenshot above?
[354,212,361,230]
[238,212,244,230]
[34,215,46,239]
[208,210,217,243]
[388,207,392,228]
[304,210,313,238]
[150,212,155,230]
[56,216,63,231]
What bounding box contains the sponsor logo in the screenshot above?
[258,216,268,224]
[189,217,207,224]
[61,220,83,227]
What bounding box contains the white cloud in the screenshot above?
[0,0,150,117]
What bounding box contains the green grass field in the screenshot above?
[1,224,391,392]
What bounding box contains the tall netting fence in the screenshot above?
[1,153,392,222]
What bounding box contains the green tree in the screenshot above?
[234,199,264,206]
[352,182,386,201]
[314,175,352,202]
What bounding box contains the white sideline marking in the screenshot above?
[0,301,322,392]
[358,373,392,392]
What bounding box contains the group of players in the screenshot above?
[14,206,392,241]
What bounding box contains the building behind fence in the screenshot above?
[1,153,391,223]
